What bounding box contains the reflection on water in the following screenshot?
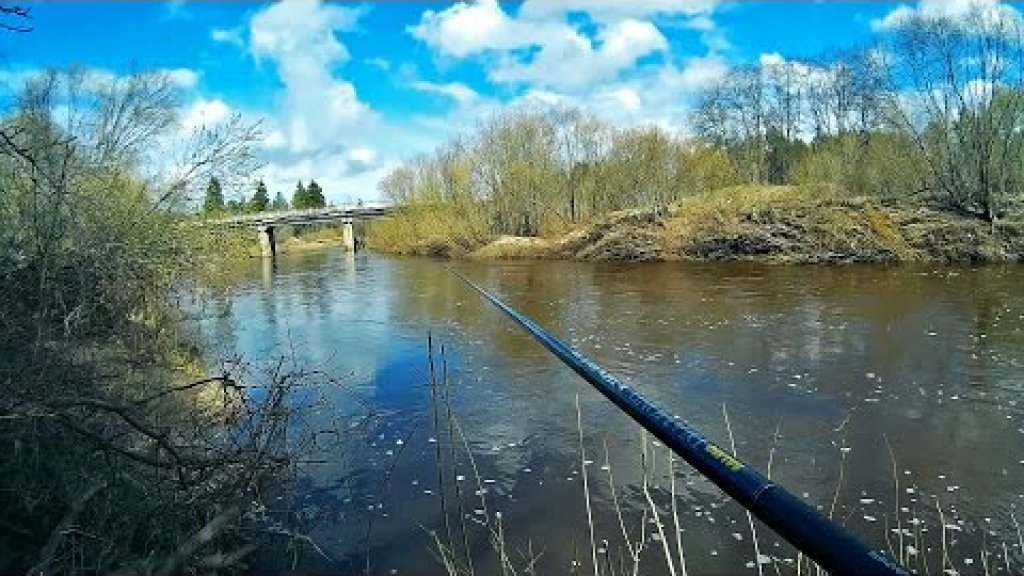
[198,252,1024,574]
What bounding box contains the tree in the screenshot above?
[291,180,309,209]
[248,179,269,212]
[673,143,740,195]
[306,179,326,208]
[202,176,224,213]
[883,6,1024,220]
[0,67,277,574]
[271,191,289,211]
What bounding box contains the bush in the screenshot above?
[0,68,298,574]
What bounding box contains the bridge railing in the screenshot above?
[208,204,393,227]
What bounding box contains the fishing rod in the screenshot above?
[452,270,908,576]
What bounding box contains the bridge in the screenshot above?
[209,204,393,257]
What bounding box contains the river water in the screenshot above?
[198,251,1024,575]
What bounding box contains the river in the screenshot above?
[197,250,1024,575]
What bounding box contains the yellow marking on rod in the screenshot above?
[706,443,744,472]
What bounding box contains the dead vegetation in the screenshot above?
[458,186,1024,264]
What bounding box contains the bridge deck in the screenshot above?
[211,205,392,228]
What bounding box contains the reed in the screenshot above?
[421,341,1022,576]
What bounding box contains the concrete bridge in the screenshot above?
[211,204,393,257]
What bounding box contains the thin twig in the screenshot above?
[884,434,904,566]
[428,334,454,554]
[641,432,677,576]
[668,453,688,576]
[443,345,474,576]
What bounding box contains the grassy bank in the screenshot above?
[371,186,1024,264]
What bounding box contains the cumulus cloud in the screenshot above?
[410,0,685,91]
[180,98,231,132]
[491,18,668,90]
[409,80,480,106]
[250,0,375,154]
[495,52,728,138]
[239,0,404,203]
[409,0,562,58]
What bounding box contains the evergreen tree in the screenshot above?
[292,181,309,209]
[271,191,289,211]
[306,179,326,208]
[248,179,270,212]
[202,176,224,213]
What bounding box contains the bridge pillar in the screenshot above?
[258,225,276,258]
[341,219,355,252]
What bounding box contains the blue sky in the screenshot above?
[0,0,1001,203]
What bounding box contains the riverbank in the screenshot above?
[371,186,1024,264]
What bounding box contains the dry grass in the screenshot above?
[368,201,491,257]
[379,184,1024,264]
[471,236,553,260]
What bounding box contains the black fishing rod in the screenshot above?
[452,270,908,576]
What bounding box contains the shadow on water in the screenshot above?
[198,252,1024,574]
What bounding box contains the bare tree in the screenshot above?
[883,6,1024,220]
[0,4,30,32]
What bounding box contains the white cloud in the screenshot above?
[236,0,408,203]
[164,68,200,90]
[249,0,374,154]
[492,18,668,90]
[494,52,728,137]
[610,87,642,111]
[348,147,377,165]
[181,98,231,132]
[409,0,563,58]
[211,26,244,48]
[409,80,480,106]
[404,0,735,149]
[255,154,397,206]
[410,1,682,91]
[667,53,729,91]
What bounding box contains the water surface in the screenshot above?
[199,252,1024,574]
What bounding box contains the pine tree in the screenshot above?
[271,191,289,211]
[249,179,270,212]
[202,176,224,213]
[306,179,326,208]
[292,181,309,209]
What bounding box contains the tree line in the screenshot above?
[375,4,1024,250]
[201,176,327,214]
